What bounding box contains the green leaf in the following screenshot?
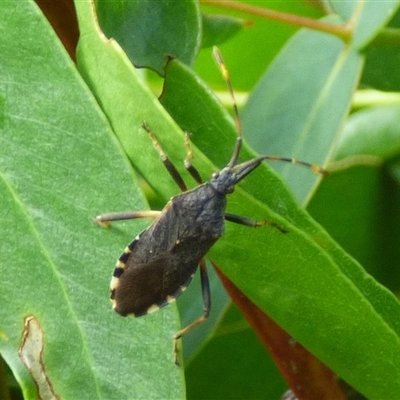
[308,164,400,292]
[362,44,400,91]
[308,105,400,294]
[334,104,400,160]
[201,13,245,48]
[0,1,184,399]
[186,306,286,399]
[329,0,400,48]
[96,0,201,75]
[6,1,400,398]
[241,24,363,203]
[359,7,400,91]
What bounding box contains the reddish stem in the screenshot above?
[214,266,347,400]
[201,0,352,42]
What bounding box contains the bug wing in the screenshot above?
[113,254,195,317]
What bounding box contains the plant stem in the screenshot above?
[200,0,352,42]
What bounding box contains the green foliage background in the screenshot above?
[1,1,400,399]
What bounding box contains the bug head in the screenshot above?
[210,167,236,194]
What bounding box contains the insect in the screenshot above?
[96,47,327,366]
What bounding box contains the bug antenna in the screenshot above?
[232,155,328,185]
[213,46,242,168]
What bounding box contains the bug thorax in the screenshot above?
[210,167,237,194]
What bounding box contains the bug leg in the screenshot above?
[94,211,161,226]
[184,132,203,184]
[142,122,188,192]
[224,212,287,234]
[174,258,210,366]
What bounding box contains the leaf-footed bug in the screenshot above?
[95,47,328,366]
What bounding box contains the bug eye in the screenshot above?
[212,172,219,179]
